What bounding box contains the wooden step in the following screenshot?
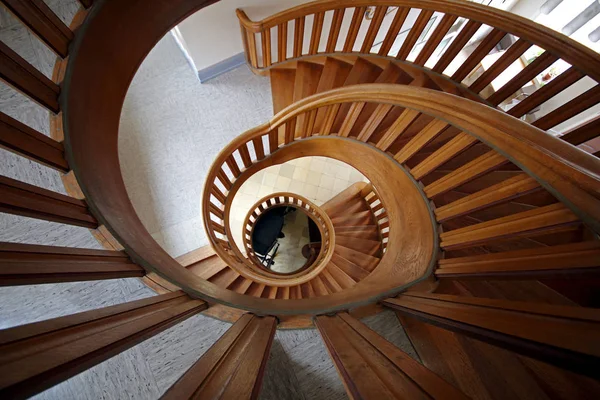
[162,314,276,399]
[325,262,358,289]
[187,254,228,280]
[331,58,383,133]
[313,58,353,133]
[331,210,373,227]
[332,247,378,274]
[270,68,296,113]
[335,236,381,256]
[435,174,541,222]
[440,203,580,250]
[330,253,371,281]
[436,241,600,279]
[335,225,380,240]
[384,292,600,378]
[315,313,469,399]
[321,182,367,215]
[0,292,206,398]
[0,242,143,285]
[176,245,216,267]
[208,267,240,288]
[397,315,553,400]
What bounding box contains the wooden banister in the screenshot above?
[237,1,600,149]
[0,242,144,285]
[63,0,599,314]
[0,175,98,228]
[0,0,73,58]
[315,312,469,399]
[161,314,276,399]
[236,0,600,82]
[0,112,68,172]
[0,291,206,398]
[383,293,600,378]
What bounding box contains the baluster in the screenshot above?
[277,22,287,61]
[378,7,409,56]
[261,29,271,67]
[432,20,482,74]
[361,6,387,53]
[396,9,435,60]
[343,6,366,52]
[326,8,345,53]
[293,16,305,57]
[309,12,325,54]
[414,14,458,66]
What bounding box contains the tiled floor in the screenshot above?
[231,156,367,252]
[267,209,311,274]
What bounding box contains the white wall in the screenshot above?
[177,0,309,72]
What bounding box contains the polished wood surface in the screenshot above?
[0,242,144,285]
[0,175,98,228]
[161,314,276,400]
[0,291,206,398]
[0,111,67,172]
[238,1,600,148]
[0,0,73,57]
[315,312,469,399]
[0,41,60,113]
[384,293,600,378]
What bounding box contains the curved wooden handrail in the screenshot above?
[64,0,598,313]
[236,0,600,82]
[240,192,335,285]
[237,0,600,149]
[204,84,600,244]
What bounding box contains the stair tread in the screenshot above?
[331,58,384,133]
[270,68,296,113]
[330,253,369,282]
[293,61,324,102]
[315,57,353,93]
[176,245,216,267]
[335,236,381,256]
[187,255,228,280]
[334,244,379,271]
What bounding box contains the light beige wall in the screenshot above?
[177,0,309,71]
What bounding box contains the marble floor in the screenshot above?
[0,3,418,399]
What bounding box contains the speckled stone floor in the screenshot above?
[0,3,417,399]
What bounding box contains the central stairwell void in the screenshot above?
[1,0,600,399]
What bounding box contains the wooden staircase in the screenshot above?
[164,182,385,300]
[1,0,600,398]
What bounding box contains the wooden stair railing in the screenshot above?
[237,0,600,152]
[241,192,335,284]
[359,183,388,253]
[383,292,600,378]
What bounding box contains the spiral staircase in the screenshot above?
[1,0,600,398]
